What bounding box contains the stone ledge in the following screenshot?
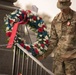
[0,4,19,11]
[0,0,17,3]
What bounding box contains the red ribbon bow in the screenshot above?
[7,20,28,48]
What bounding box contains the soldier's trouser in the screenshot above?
[53,58,76,75]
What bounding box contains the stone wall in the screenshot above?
[0,1,16,75]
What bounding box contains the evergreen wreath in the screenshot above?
[4,9,50,57]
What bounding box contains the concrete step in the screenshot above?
[0,49,13,75]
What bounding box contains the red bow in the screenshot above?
[7,20,28,48]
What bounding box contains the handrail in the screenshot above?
[16,43,54,75]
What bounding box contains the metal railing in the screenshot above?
[12,43,54,75]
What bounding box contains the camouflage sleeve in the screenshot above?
[44,20,58,58]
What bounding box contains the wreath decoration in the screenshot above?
[4,9,50,57]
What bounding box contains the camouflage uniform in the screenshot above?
[44,0,76,75]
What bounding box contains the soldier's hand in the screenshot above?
[37,54,45,61]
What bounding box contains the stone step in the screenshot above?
[0,49,13,75]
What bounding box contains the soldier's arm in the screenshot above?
[43,20,58,58]
[37,19,59,60]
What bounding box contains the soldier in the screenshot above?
[38,0,76,75]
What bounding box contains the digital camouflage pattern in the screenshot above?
[52,9,76,59]
[53,58,76,75]
[44,9,76,75]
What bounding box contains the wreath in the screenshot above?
[4,9,50,57]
